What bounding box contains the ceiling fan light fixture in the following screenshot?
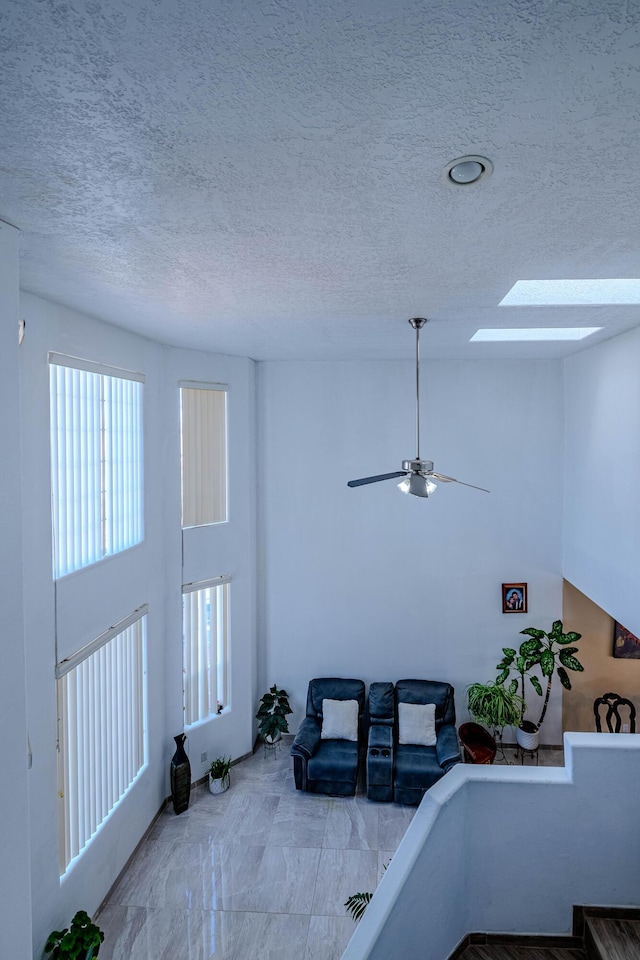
[398,475,437,497]
[444,155,493,185]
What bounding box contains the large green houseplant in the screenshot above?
[255,684,292,743]
[496,620,583,748]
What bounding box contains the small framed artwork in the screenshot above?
[502,582,527,614]
[613,621,640,659]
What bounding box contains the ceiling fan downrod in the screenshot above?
[409,316,427,467]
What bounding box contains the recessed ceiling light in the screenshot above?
[500,279,640,306]
[444,155,493,185]
[471,328,602,342]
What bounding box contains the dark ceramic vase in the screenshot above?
[170,733,191,814]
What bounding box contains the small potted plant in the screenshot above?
[255,684,292,744]
[208,755,232,794]
[466,680,524,740]
[45,910,104,959]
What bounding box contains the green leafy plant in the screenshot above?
[209,755,232,781]
[466,680,524,734]
[44,910,104,959]
[496,620,583,730]
[255,684,292,741]
[345,862,390,921]
[345,891,373,921]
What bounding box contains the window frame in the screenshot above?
[182,575,231,727]
[49,353,145,579]
[179,381,228,529]
[56,605,149,875]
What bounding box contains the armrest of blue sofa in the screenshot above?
[290,717,321,759]
[367,723,394,801]
[436,724,462,772]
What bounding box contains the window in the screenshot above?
[182,576,230,726]
[56,607,148,874]
[49,354,144,578]
[180,383,227,527]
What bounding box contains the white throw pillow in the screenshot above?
[398,702,437,746]
[321,698,359,741]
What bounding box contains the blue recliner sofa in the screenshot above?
[291,678,366,796]
[393,679,461,805]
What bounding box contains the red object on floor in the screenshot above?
[458,722,497,764]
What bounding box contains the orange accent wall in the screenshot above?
[562,580,640,732]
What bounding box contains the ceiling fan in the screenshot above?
[347,317,490,499]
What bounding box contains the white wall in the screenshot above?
[20,295,167,952]
[563,326,640,637]
[19,293,256,955]
[345,733,640,960]
[0,221,33,958]
[257,359,565,740]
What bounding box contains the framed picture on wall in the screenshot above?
[502,582,527,614]
[613,621,640,659]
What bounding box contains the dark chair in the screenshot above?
[366,681,395,802]
[458,721,497,764]
[393,679,462,805]
[291,678,366,795]
[594,692,636,733]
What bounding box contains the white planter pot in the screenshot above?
[264,731,282,745]
[516,723,540,751]
[209,773,230,795]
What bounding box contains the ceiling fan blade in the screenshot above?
[431,472,490,493]
[347,471,408,488]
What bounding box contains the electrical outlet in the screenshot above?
[622,724,629,733]
[200,751,208,763]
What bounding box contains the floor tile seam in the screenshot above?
[265,839,327,849]
[307,834,331,924]
[321,841,379,850]
[224,908,322,917]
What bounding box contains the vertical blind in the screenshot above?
[56,608,148,874]
[180,384,227,528]
[183,577,230,726]
[49,355,144,578]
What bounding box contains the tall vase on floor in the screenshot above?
[170,733,191,814]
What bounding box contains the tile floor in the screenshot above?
[96,739,564,960]
[97,739,415,959]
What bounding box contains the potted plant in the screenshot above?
[255,684,292,744]
[45,910,104,959]
[208,755,232,794]
[466,680,524,741]
[496,620,583,749]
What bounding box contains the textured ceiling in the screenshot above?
[1,0,640,360]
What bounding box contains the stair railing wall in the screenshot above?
[343,733,640,960]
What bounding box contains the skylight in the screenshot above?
[500,279,640,306]
[471,328,601,342]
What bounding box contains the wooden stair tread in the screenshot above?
[587,918,640,960]
[462,945,587,960]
